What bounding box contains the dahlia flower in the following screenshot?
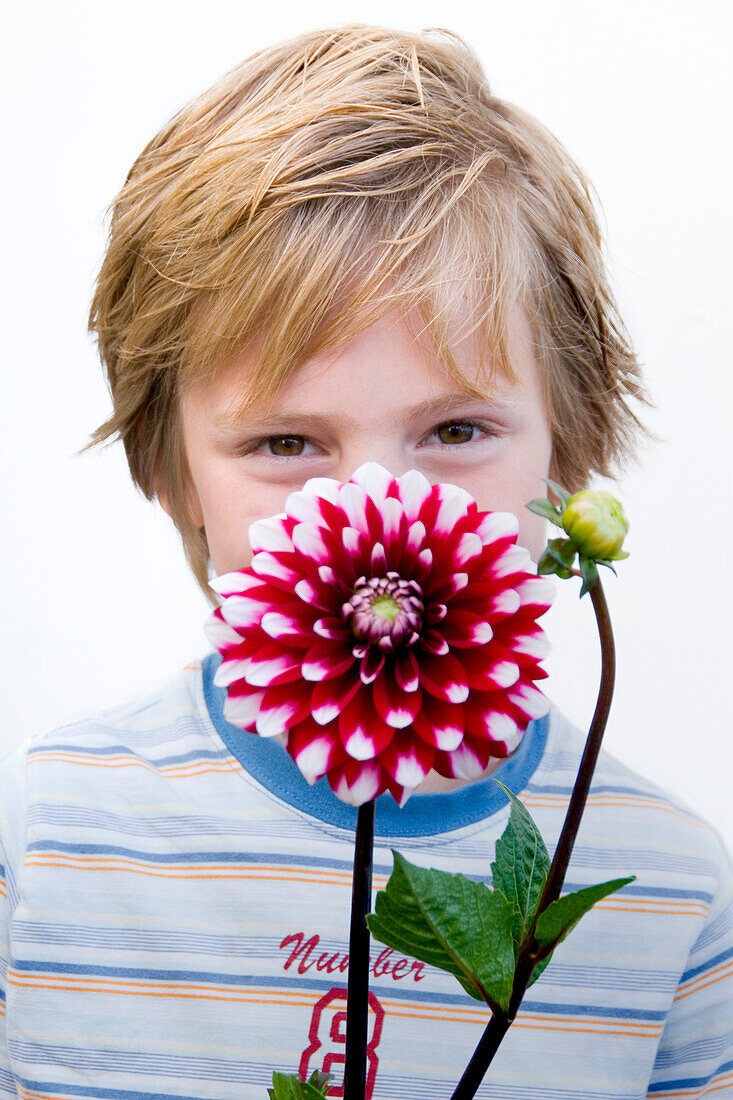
[206,463,552,806]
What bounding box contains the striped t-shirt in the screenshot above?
[0,653,731,1099]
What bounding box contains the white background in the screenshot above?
[2,1,732,850]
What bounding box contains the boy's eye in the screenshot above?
[435,422,477,445]
[265,436,306,456]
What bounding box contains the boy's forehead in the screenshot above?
[188,306,539,427]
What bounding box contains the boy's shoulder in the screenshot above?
[541,708,731,891]
[22,659,210,755]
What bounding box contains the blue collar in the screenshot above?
[202,652,548,839]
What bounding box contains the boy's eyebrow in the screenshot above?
[214,392,511,432]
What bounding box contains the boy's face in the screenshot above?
[174,309,553,577]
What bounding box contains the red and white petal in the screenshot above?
[214,656,253,688]
[294,578,336,611]
[359,649,385,685]
[339,692,396,760]
[288,720,346,781]
[394,651,420,692]
[292,522,331,564]
[413,698,464,751]
[222,686,266,731]
[210,570,263,600]
[337,482,371,535]
[302,641,356,682]
[251,551,301,586]
[261,609,317,646]
[509,683,551,721]
[440,610,493,648]
[431,484,474,535]
[380,732,435,788]
[313,616,350,641]
[405,520,427,556]
[459,647,520,691]
[516,575,555,613]
[377,495,404,546]
[396,468,432,520]
[329,759,384,805]
[248,515,293,555]
[488,545,532,580]
[475,510,519,546]
[205,608,246,652]
[349,462,396,508]
[374,674,422,729]
[511,632,551,662]
[487,589,521,619]
[433,737,494,781]
[465,705,521,754]
[243,643,303,688]
[311,674,362,725]
[419,653,470,703]
[256,683,313,736]
[300,475,342,506]
[450,532,484,570]
[420,629,449,656]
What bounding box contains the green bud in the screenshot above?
[561,491,629,561]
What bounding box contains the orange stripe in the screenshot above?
[676,957,733,996]
[28,752,241,778]
[24,854,390,887]
[674,965,733,1002]
[22,855,704,917]
[650,1070,733,1097]
[523,793,713,831]
[6,970,663,1038]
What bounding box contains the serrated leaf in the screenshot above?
[268,1071,332,1099]
[367,851,517,1013]
[578,556,599,597]
[544,478,572,507]
[491,782,550,950]
[526,498,564,526]
[535,877,636,950]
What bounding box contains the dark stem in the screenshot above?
[342,799,376,1100]
[450,577,615,1100]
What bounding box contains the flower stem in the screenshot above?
[343,798,376,1100]
[450,577,615,1099]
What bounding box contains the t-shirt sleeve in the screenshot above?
[0,743,29,1097]
[647,831,733,1096]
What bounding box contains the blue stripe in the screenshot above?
[9,959,667,1020]
[28,744,230,765]
[647,1059,733,1091]
[13,1076,214,1100]
[681,943,733,983]
[202,652,549,837]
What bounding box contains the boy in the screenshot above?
[0,24,730,1099]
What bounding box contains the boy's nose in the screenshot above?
[336,442,414,483]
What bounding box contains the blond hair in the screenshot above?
[89,24,647,597]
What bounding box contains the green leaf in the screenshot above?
[537,538,577,579]
[526,498,564,526]
[367,851,517,1013]
[578,555,599,597]
[535,877,636,951]
[491,782,550,950]
[268,1070,332,1099]
[544,478,572,507]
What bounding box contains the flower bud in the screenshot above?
[561,490,629,561]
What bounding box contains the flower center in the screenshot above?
[342,572,424,649]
